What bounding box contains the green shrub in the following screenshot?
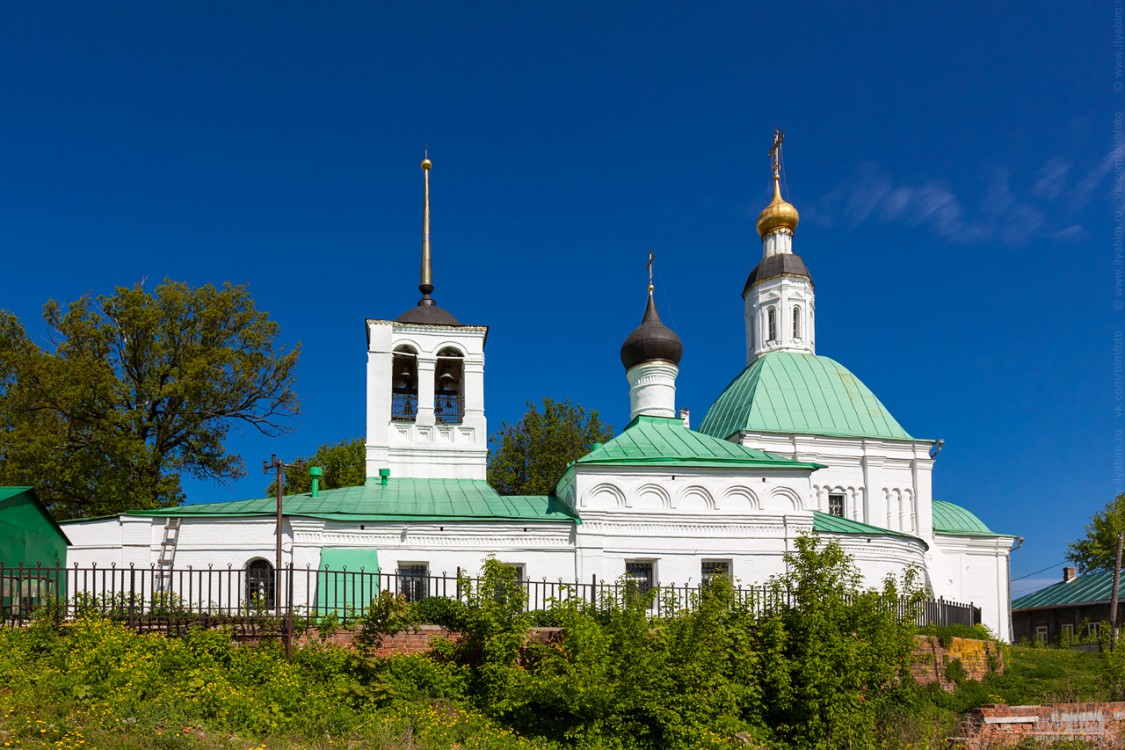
[356,590,417,650]
[945,657,967,685]
[917,623,996,645]
[411,595,469,630]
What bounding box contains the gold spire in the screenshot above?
[419,151,433,300]
[756,129,800,238]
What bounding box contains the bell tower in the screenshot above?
[365,154,489,480]
[743,130,816,365]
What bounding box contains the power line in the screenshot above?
[1012,559,1062,584]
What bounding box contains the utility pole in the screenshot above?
[263,454,298,658]
[1112,532,1124,650]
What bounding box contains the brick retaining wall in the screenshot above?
[952,702,1125,748]
[296,625,564,657]
[298,628,1002,690]
[911,635,1005,691]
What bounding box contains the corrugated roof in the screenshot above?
[573,415,822,470]
[932,499,1007,537]
[697,352,915,441]
[127,478,577,524]
[812,510,928,549]
[1012,570,1120,611]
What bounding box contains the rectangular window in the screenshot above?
[701,561,731,585]
[1061,623,1074,641]
[500,563,525,583]
[828,494,845,518]
[397,563,428,602]
[625,561,655,594]
[1035,625,1049,644]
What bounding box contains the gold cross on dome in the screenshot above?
[647,249,655,292]
[768,128,785,178]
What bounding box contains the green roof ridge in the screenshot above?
[811,510,928,549]
[572,415,823,470]
[124,477,577,524]
[697,352,915,441]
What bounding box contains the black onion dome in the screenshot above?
[620,294,683,370]
[741,253,813,298]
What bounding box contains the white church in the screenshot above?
[64,138,1019,640]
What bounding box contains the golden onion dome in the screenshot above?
[756,175,800,237]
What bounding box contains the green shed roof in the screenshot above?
[811,510,928,549]
[1012,571,1120,611]
[573,415,822,470]
[697,351,915,441]
[932,499,1008,537]
[0,486,71,546]
[127,478,577,524]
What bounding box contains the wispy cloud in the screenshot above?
[804,145,1123,245]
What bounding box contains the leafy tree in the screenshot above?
[0,280,299,518]
[487,397,614,496]
[757,534,923,750]
[265,437,366,496]
[1067,493,1125,573]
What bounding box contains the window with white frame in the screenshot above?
[767,307,777,342]
[1035,625,1048,644]
[625,561,655,594]
[828,493,845,518]
[1061,623,1074,641]
[701,560,731,585]
[792,305,801,339]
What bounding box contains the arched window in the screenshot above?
[792,305,801,340]
[767,307,777,342]
[246,558,275,609]
[391,345,418,421]
[434,347,464,424]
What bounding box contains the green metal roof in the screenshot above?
[932,499,1007,537]
[1012,571,1120,611]
[127,478,577,524]
[697,352,915,441]
[0,486,72,547]
[811,510,928,549]
[572,415,822,470]
[0,487,34,503]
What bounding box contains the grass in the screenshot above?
[0,613,1117,750]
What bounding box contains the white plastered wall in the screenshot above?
[735,431,935,540]
[566,464,818,585]
[931,534,1016,642]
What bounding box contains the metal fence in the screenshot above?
[0,563,981,634]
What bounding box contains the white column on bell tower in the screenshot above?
[743,129,816,365]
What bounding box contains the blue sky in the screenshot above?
[0,2,1117,593]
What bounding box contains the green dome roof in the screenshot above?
[932,499,1004,537]
[697,352,913,441]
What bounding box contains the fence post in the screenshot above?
[590,574,597,607]
[128,566,136,629]
[285,564,293,660]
